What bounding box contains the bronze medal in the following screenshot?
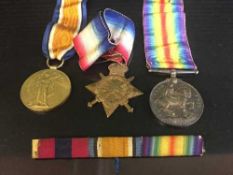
[20,69,71,113]
[86,63,143,118]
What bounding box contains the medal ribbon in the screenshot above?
[42,0,87,61]
[73,8,135,71]
[32,136,204,159]
[143,0,197,72]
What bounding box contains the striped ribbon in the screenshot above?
[32,136,204,159]
[73,8,135,71]
[42,0,87,61]
[143,0,197,72]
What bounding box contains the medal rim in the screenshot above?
[20,69,71,113]
[149,78,204,127]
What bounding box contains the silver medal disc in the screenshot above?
[150,78,204,127]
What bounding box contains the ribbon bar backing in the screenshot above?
[32,135,204,159]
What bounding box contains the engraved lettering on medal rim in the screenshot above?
[150,78,204,127]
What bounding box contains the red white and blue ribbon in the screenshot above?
[42,0,87,61]
[73,8,135,71]
[143,0,198,73]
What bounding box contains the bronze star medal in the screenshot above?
[86,63,143,118]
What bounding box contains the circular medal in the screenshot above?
[20,69,71,113]
[150,78,204,127]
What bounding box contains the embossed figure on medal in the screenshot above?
[150,72,204,127]
[20,68,71,113]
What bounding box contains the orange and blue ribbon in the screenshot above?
[73,8,135,71]
[42,0,87,61]
[32,136,204,159]
[143,0,197,72]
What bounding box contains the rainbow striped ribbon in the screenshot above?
[32,136,204,159]
[42,0,87,61]
[73,8,135,71]
[143,0,197,72]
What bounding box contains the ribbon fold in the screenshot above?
[74,8,135,71]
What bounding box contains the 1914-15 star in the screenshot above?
[86,63,143,118]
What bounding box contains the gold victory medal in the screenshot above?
[86,63,143,118]
[20,69,71,113]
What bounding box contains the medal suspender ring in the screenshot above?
[46,58,65,70]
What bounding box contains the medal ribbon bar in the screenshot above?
[73,8,135,71]
[32,136,204,159]
[143,0,197,73]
